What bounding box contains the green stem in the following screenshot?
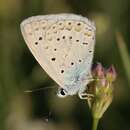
[92,118,99,130]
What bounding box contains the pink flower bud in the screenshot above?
[92,63,105,78]
[106,65,117,82]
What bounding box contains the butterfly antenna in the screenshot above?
[24,86,56,93]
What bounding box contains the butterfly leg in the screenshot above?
[78,92,94,99]
[78,92,94,107]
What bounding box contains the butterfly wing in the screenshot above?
[20,14,96,91]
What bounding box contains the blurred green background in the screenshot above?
[0,0,130,130]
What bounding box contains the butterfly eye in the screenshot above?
[60,89,65,95]
[57,88,68,98]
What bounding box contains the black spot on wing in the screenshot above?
[71,62,74,65]
[57,38,60,41]
[39,37,42,40]
[77,23,81,26]
[83,42,88,45]
[51,58,56,61]
[89,50,92,53]
[69,36,72,39]
[35,42,38,45]
[79,59,82,62]
[62,36,65,39]
[61,70,64,73]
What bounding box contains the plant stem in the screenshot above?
[92,118,99,130]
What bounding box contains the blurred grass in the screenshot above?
[116,32,130,86]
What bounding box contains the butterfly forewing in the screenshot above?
[21,18,64,86]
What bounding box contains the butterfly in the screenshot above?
[20,13,96,99]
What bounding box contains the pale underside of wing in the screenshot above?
[20,14,96,88]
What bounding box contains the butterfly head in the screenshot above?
[57,88,68,98]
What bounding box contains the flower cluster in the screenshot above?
[88,63,117,119]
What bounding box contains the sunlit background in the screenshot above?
[0,0,130,130]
